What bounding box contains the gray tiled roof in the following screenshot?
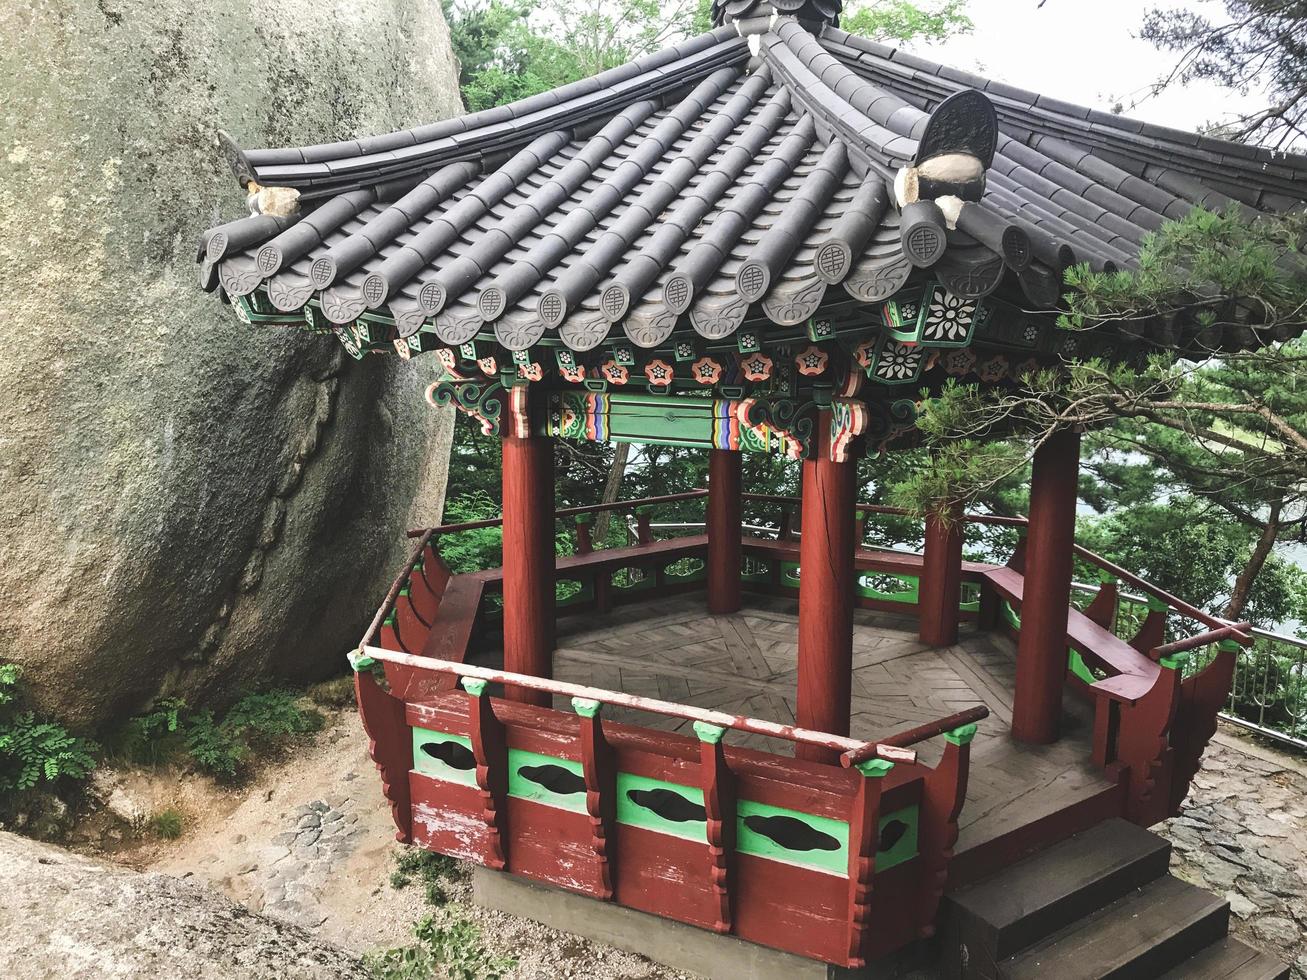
[199,17,1307,353]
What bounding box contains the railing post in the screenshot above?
[634,505,654,545]
[919,502,964,647]
[846,758,892,967]
[916,723,975,940]
[574,697,617,899]
[1116,656,1182,825]
[1130,595,1170,656]
[574,515,594,556]
[695,721,736,934]
[707,448,743,614]
[351,652,414,843]
[1167,639,1238,816]
[1084,569,1119,629]
[463,677,509,869]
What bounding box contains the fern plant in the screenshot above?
[0,663,97,792]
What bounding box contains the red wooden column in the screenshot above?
[919,503,964,647]
[501,409,555,707]
[1012,428,1081,744]
[796,411,857,762]
[707,448,743,614]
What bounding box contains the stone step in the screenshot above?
[944,818,1172,975]
[1000,874,1230,980]
[1158,936,1291,980]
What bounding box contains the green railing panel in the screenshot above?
[875,804,920,873]
[735,799,849,876]
[412,728,477,787]
[857,571,919,604]
[507,748,587,814]
[615,773,707,842]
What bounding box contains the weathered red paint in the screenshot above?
[707,448,743,614]
[796,411,857,763]
[919,503,964,647]
[1012,428,1081,744]
[502,413,555,706]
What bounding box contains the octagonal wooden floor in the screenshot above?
[541,594,1117,865]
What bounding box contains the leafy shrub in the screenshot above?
[365,911,513,980]
[183,710,247,779]
[183,690,323,780]
[107,697,187,765]
[0,663,97,792]
[389,847,458,906]
[151,807,184,839]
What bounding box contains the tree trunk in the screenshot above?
[592,442,631,547]
[1222,498,1282,621]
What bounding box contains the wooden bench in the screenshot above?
[982,566,1159,704]
[741,536,994,581]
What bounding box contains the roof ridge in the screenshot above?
[819,24,1307,178]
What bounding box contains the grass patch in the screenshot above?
[365,912,514,980]
[389,847,459,907]
[111,689,325,783]
[151,807,184,839]
[306,675,356,709]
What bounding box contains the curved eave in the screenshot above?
[199,15,1307,360]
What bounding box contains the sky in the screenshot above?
[920,0,1267,136]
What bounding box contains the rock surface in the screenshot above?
[0,0,460,728]
[0,830,370,979]
[1159,736,1307,977]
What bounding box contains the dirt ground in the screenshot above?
[104,708,690,979]
[88,709,1306,979]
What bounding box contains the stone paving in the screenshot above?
[1159,736,1307,979]
[254,792,368,929]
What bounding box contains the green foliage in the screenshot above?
[114,689,325,781]
[1141,1,1307,148]
[183,710,247,779]
[365,912,514,980]
[842,0,972,44]
[151,807,185,839]
[183,691,323,780]
[0,663,97,792]
[390,847,460,907]
[306,675,357,709]
[108,697,187,765]
[444,0,714,112]
[1060,207,1307,334]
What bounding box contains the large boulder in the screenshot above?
[0,1,461,728]
[0,831,371,978]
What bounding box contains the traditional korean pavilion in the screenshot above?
[199,2,1304,976]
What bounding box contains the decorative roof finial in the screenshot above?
[711,0,842,28]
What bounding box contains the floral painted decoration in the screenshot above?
[854,340,876,371]
[478,355,497,376]
[644,359,674,387]
[921,291,975,343]
[518,362,543,382]
[740,353,774,382]
[691,356,722,385]
[874,341,923,382]
[559,364,586,383]
[795,345,828,376]
[601,360,629,384]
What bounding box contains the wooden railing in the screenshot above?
[352,639,984,967]
[373,491,1257,823]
